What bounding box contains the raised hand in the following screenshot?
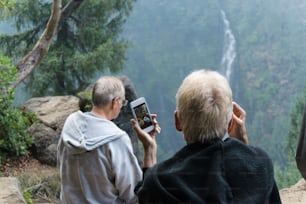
[227,102,248,144]
[131,114,161,167]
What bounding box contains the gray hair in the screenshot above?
[92,76,125,106]
[176,69,233,143]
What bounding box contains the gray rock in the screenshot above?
[0,177,26,204]
[23,96,79,166]
[27,123,59,166]
[22,96,79,131]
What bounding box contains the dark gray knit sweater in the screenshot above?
[136,138,281,204]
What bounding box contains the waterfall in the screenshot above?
[220,10,236,82]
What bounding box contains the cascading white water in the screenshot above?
[220,10,236,82]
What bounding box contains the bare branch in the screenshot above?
[13,0,62,88]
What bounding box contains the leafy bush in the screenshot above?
[77,91,92,112]
[0,53,34,164]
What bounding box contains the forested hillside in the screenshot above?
[223,0,306,166]
[118,0,306,170]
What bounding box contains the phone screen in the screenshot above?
[133,103,153,130]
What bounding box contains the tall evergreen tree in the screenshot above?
[0,0,136,96]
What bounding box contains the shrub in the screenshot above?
[77,90,92,112]
[0,53,34,164]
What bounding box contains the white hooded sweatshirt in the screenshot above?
[58,111,142,204]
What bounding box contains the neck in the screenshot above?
[91,106,111,120]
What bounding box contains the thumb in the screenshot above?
[130,118,151,144]
[130,118,136,126]
[130,119,142,134]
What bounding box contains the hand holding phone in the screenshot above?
[130,97,154,133]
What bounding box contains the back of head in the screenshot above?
[92,76,125,106]
[176,69,232,143]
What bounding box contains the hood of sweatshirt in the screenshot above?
[61,111,126,155]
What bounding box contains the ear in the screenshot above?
[174,111,182,131]
[111,97,117,109]
[227,117,233,133]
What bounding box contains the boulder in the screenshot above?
[22,96,79,166]
[0,177,26,204]
[27,123,59,166]
[23,96,79,131]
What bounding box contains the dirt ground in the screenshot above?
[0,155,56,177]
[0,155,58,204]
[280,179,306,204]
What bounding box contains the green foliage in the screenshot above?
[77,90,92,112]
[218,0,306,169]
[0,0,16,10]
[119,0,306,167]
[0,0,136,96]
[274,87,306,188]
[0,53,33,164]
[23,191,33,204]
[285,88,306,159]
[275,161,301,189]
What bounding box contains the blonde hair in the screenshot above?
[176,69,232,143]
[92,76,125,106]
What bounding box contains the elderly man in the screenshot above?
[132,69,281,203]
[58,76,142,204]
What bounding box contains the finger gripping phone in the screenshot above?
[130,97,154,133]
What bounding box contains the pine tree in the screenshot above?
[0,0,136,96]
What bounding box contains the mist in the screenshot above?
[116,0,306,165]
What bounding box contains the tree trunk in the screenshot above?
[14,0,62,88]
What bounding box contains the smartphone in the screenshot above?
[130,97,154,133]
